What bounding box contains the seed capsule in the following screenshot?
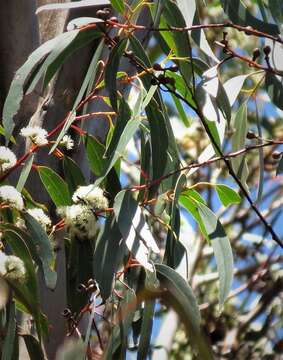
[263,45,271,56]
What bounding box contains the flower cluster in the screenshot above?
[0,185,24,210]
[58,185,109,240]
[20,126,48,146]
[27,207,51,230]
[0,251,26,283]
[0,147,17,172]
[60,135,74,150]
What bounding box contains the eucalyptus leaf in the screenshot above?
[22,212,57,290]
[196,203,234,309]
[37,166,72,207]
[114,190,159,271]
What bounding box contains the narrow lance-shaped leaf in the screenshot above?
[153,264,214,360]
[220,0,279,35]
[50,40,104,153]
[1,302,16,360]
[231,102,249,190]
[164,174,187,269]
[114,190,159,271]
[22,212,57,290]
[105,39,127,112]
[2,32,71,143]
[93,215,125,300]
[94,100,141,187]
[196,203,234,310]
[23,335,45,360]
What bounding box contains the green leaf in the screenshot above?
[4,229,39,301]
[94,101,140,186]
[37,166,72,207]
[179,192,208,239]
[137,300,155,360]
[105,39,127,112]
[215,184,241,207]
[220,0,279,35]
[231,102,249,190]
[63,156,86,194]
[93,216,125,300]
[110,0,125,13]
[2,33,68,143]
[161,0,193,85]
[164,174,187,269]
[16,154,34,192]
[22,212,57,290]
[4,229,48,340]
[23,335,45,360]
[50,39,104,154]
[154,264,214,360]
[265,73,283,111]
[114,190,159,271]
[129,36,180,193]
[1,302,16,360]
[27,28,101,93]
[196,203,234,309]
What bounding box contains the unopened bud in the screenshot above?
[263,45,271,56]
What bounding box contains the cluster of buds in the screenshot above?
[150,63,178,88]
[251,45,271,63]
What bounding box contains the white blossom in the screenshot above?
[0,252,26,283]
[57,204,97,239]
[60,135,74,150]
[27,208,51,230]
[20,126,48,146]
[72,185,109,210]
[0,185,24,210]
[0,147,17,172]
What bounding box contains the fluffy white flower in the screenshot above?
[20,126,48,146]
[0,251,7,276]
[60,135,74,150]
[72,185,109,210]
[0,147,17,172]
[0,186,24,210]
[0,252,26,283]
[27,208,51,230]
[57,204,97,238]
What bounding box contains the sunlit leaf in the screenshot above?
[114,190,159,271]
[215,184,241,207]
[231,102,249,190]
[110,0,125,13]
[154,264,214,360]
[196,203,234,309]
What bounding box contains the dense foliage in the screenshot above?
[0,0,283,359]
